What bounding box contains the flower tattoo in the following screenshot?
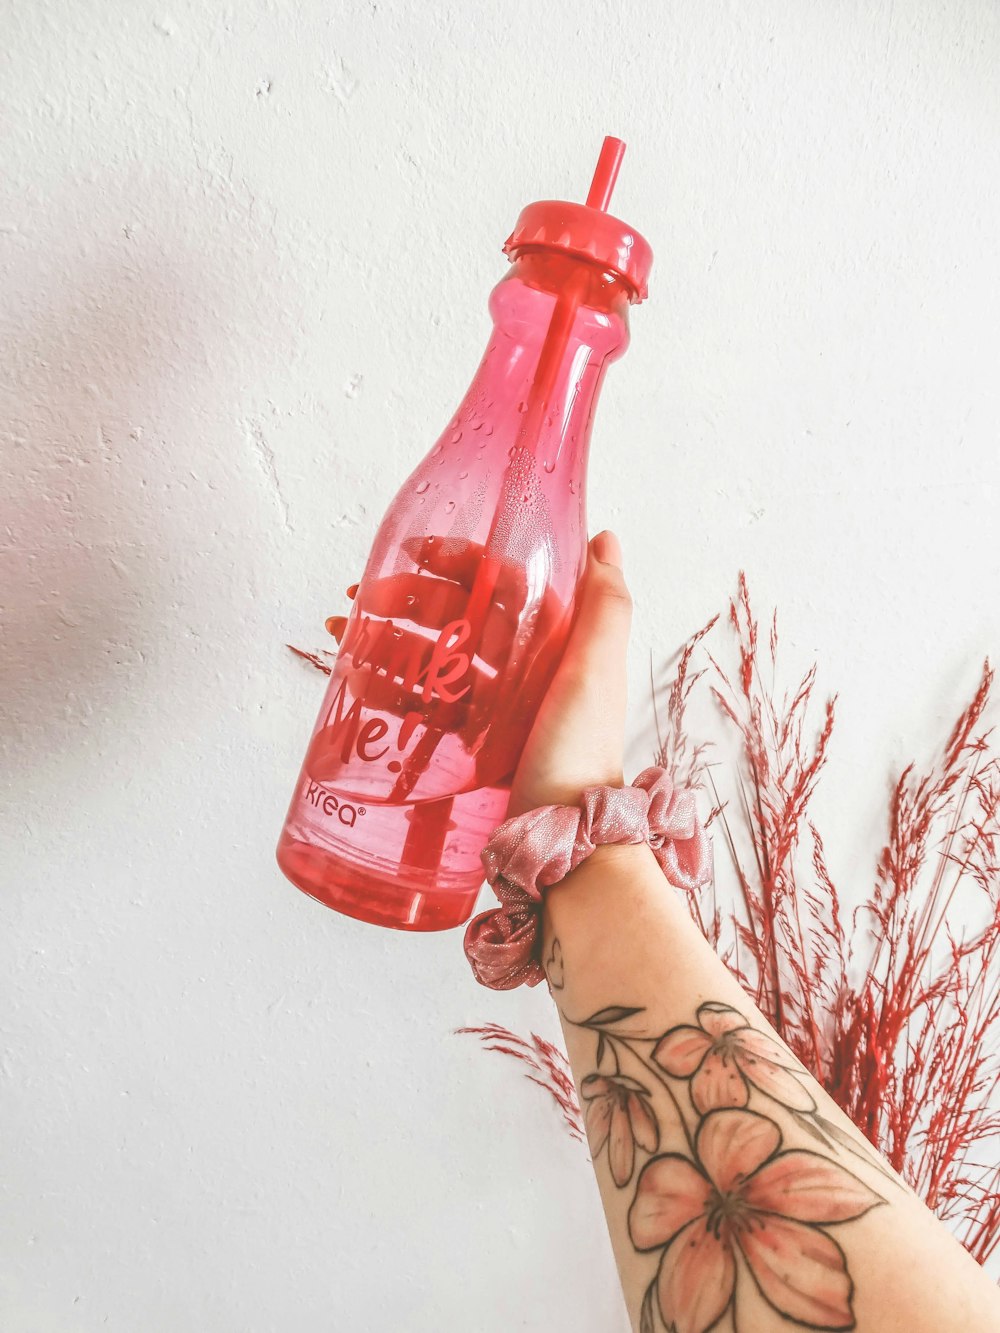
[556,982,889,1333]
[653,1001,816,1114]
[629,1108,882,1333]
[582,1073,659,1188]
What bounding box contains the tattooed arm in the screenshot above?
[505,532,1000,1333]
[543,846,1000,1332]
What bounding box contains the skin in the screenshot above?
[334,530,1000,1331]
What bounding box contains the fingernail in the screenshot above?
[591,530,623,570]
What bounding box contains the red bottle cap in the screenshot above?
[503,137,653,303]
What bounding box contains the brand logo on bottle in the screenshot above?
[302,778,366,826]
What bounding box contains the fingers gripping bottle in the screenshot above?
[276,137,653,931]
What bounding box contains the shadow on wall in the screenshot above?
[0,247,214,791]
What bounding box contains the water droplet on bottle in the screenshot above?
[458,471,468,480]
[543,461,556,474]
[521,493,529,503]
[405,594,416,607]
[444,500,455,514]
[472,419,485,431]
[517,401,527,414]
[569,480,577,494]
[544,414,553,427]
[450,430,462,444]
[415,481,429,494]
[431,443,443,456]
[483,424,494,436]
[426,535,436,545]
[508,445,517,458]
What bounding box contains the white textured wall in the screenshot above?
[3,2,1000,1329]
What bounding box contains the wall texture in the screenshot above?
[2,2,999,1329]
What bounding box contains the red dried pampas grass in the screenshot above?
[456,1024,584,1141]
[683,575,999,1265]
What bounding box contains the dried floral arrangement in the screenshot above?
[461,575,1000,1268]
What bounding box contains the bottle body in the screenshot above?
[277,253,631,930]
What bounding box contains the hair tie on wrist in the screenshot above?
[462,766,713,991]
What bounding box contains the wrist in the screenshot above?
[465,766,712,993]
[543,840,659,925]
[507,770,625,821]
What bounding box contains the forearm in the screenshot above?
[543,842,1000,1333]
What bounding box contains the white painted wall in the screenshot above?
[3,2,999,1329]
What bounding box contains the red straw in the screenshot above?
[585,136,626,212]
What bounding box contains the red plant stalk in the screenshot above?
[457,1025,585,1142]
[656,575,1000,1266]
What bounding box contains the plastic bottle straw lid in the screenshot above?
[503,136,653,303]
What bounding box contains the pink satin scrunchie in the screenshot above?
[463,766,713,990]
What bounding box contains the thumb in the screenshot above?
[560,529,632,740]
[507,529,632,815]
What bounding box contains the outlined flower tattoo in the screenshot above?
[629,1108,882,1332]
[582,1072,659,1188]
[653,1002,816,1114]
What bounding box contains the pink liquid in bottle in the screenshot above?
[276,137,652,930]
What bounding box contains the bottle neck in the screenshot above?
[470,251,632,478]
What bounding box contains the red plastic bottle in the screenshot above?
[277,137,652,931]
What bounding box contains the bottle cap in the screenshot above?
[503,137,653,303]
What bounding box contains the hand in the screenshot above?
[324,530,631,811]
[507,529,631,816]
[323,537,567,792]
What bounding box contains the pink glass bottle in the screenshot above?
[277,137,652,931]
